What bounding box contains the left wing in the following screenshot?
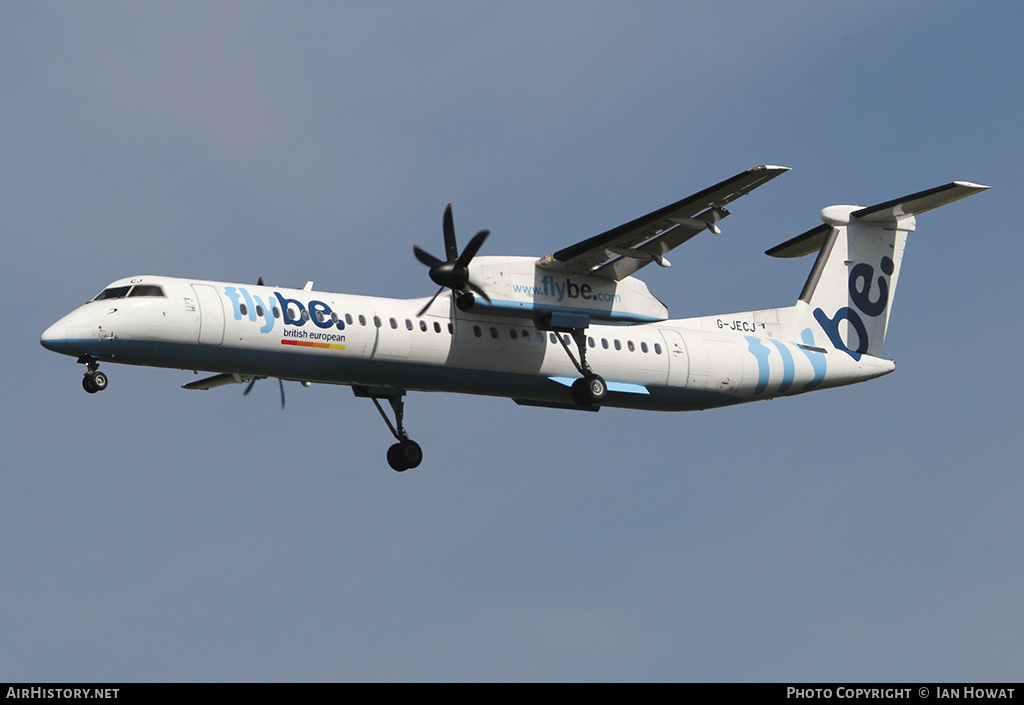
[538,165,789,280]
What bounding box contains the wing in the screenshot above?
[537,165,789,280]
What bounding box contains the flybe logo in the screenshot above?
[223,286,345,335]
[813,256,893,361]
[511,275,622,304]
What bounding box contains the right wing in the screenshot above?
[538,165,789,280]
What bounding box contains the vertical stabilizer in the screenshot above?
[767,181,989,359]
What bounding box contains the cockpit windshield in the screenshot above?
[128,285,165,297]
[93,285,132,301]
[92,284,165,301]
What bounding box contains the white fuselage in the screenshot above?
[41,274,894,411]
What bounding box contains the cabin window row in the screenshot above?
[228,308,662,353]
[231,306,457,335]
[471,325,662,355]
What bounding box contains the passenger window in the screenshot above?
[301,310,310,321]
[373,316,381,327]
[359,314,367,326]
[627,341,635,352]
[420,320,428,332]
[614,340,621,351]
[601,339,609,349]
[406,319,413,330]
[390,318,398,329]
[641,342,649,353]
[240,303,248,316]
[490,327,498,339]
[273,307,280,318]
[346,314,354,325]
[434,321,441,333]
[256,305,264,317]
[522,330,531,341]
[474,325,482,337]
[654,343,662,354]
[510,329,518,340]
[588,337,595,348]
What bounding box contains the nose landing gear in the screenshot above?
[79,356,108,394]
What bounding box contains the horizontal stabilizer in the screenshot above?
[852,180,989,224]
[766,223,832,259]
[767,181,990,258]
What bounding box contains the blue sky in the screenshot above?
[2,1,1022,681]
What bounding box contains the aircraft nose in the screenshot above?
[40,319,70,353]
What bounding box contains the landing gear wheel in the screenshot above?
[356,386,425,472]
[387,440,423,472]
[82,370,108,394]
[91,371,108,392]
[571,373,607,408]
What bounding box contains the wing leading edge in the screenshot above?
[538,165,789,281]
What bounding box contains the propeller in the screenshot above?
[243,376,286,410]
[413,204,491,316]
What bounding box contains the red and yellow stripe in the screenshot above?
[281,339,346,351]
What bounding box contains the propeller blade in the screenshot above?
[417,286,446,317]
[243,377,257,396]
[413,245,443,268]
[456,229,489,269]
[443,204,459,261]
[278,378,286,410]
[414,203,493,307]
[465,280,492,303]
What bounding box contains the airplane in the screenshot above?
[40,166,989,471]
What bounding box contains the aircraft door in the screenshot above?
[659,329,689,387]
[192,284,225,345]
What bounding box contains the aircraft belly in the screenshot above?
[88,337,738,411]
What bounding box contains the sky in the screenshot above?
[2,1,1022,682]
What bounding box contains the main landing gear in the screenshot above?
[353,385,423,472]
[554,328,607,408]
[79,356,108,394]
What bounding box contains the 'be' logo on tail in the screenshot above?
[813,256,894,360]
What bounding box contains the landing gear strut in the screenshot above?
[79,356,108,394]
[553,328,607,408]
[353,386,423,472]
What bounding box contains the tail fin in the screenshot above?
[768,181,989,359]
